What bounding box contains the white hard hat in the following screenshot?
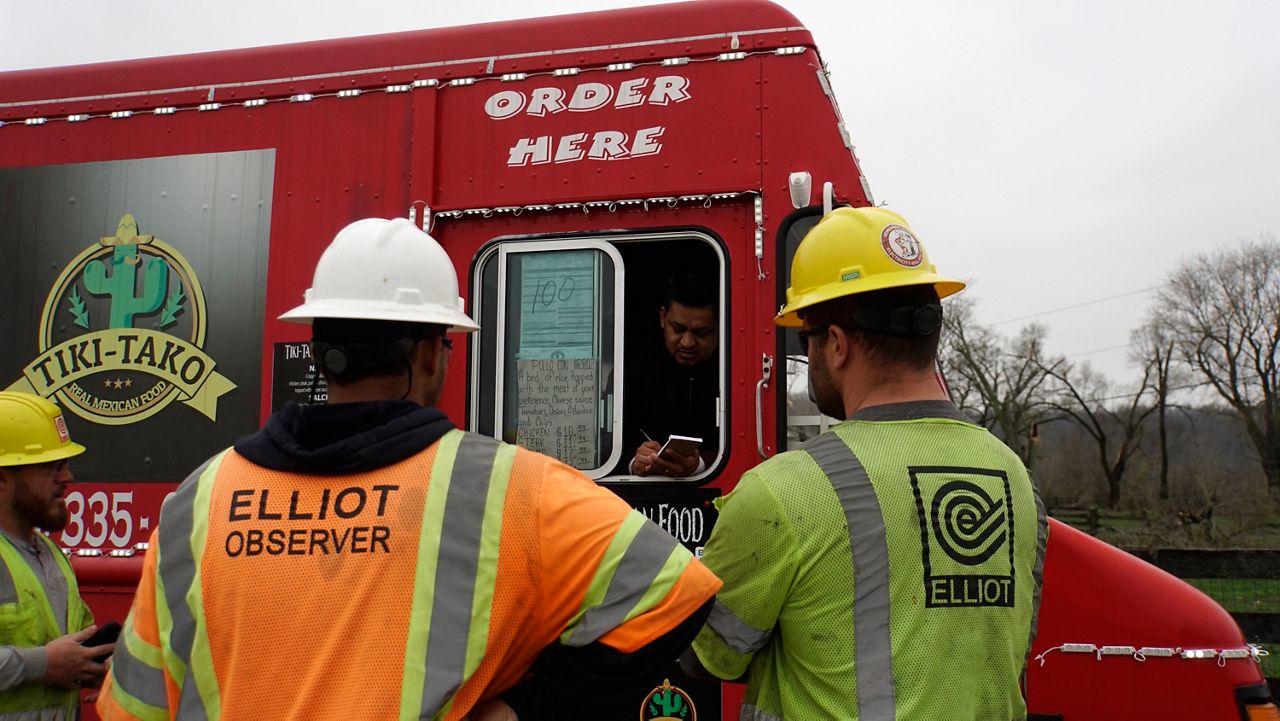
[279,217,480,332]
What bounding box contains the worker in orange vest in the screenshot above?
[97,218,720,720]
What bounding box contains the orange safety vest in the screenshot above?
[99,429,720,721]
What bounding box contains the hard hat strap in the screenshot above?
[312,338,420,383]
[852,303,943,337]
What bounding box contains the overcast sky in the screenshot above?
[2,0,1277,390]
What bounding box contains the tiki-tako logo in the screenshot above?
[7,214,234,425]
[641,678,696,721]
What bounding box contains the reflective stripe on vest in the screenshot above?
[401,431,513,721]
[559,510,684,647]
[107,614,170,721]
[552,507,686,648]
[0,556,16,606]
[804,432,896,720]
[156,453,223,721]
[705,598,771,655]
[1025,493,1049,672]
[740,702,785,721]
[0,532,90,715]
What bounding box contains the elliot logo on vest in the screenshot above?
[908,467,1017,608]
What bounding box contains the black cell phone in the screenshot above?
[81,621,121,663]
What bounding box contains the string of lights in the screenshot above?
[1035,642,1268,668]
[0,45,805,129]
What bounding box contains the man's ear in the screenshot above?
[415,339,441,377]
[825,324,853,370]
[658,305,667,329]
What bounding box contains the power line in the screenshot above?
[1065,369,1272,406]
[1079,380,1208,405]
[1066,342,1137,358]
[990,285,1162,327]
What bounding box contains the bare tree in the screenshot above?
[1153,235,1280,494]
[1041,361,1159,508]
[1130,320,1186,500]
[939,296,1062,467]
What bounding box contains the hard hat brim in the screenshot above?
[775,273,966,327]
[1,440,86,468]
[278,300,480,333]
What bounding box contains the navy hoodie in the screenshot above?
[234,400,454,474]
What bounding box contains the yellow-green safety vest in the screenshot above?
[0,531,94,716]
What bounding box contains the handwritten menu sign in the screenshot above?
[517,251,596,359]
[515,358,598,468]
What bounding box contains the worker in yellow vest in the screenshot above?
[98,218,721,721]
[1,392,113,719]
[683,207,1047,719]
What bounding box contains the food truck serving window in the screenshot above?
[472,232,725,482]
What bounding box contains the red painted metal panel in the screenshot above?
[435,60,764,208]
[1027,519,1266,716]
[759,48,868,208]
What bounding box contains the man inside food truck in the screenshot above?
[623,267,721,478]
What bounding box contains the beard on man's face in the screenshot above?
[808,355,846,421]
[11,482,69,532]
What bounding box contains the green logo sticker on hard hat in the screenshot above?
[909,466,1017,608]
[642,678,697,721]
[881,224,924,268]
[7,214,235,426]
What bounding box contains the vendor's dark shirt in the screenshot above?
[621,344,720,471]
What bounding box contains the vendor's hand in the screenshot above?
[467,699,518,721]
[659,445,700,476]
[633,441,699,477]
[632,441,668,477]
[43,626,112,690]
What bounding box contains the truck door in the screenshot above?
[774,205,842,449]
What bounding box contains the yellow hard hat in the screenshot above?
[0,392,86,467]
[776,207,966,327]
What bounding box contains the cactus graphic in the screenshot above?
[651,682,688,718]
[67,286,90,329]
[158,287,186,328]
[84,214,169,329]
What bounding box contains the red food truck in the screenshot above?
[0,1,1272,718]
